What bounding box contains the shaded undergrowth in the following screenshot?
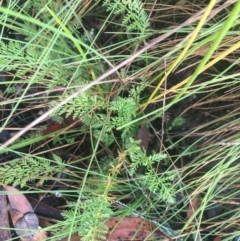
[0,0,240,240]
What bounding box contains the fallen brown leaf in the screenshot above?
[185,195,199,234]
[60,216,166,241]
[187,195,199,219]
[4,186,35,221]
[106,217,164,240]
[0,187,11,241]
[213,235,221,241]
[136,126,150,152]
[4,186,47,241]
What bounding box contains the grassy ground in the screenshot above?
[0,0,240,240]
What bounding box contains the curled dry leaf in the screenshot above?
[4,186,34,220]
[4,186,47,241]
[15,212,39,239]
[0,187,11,241]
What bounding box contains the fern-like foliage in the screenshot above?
[0,36,86,92]
[126,137,166,175]
[168,116,186,131]
[61,197,112,241]
[51,88,140,145]
[0,154,63,188]
[126,137,176,204]
[142,170,176,204]
[103,0,150,33]
[109,96,137,138]
[0,1,92,91]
